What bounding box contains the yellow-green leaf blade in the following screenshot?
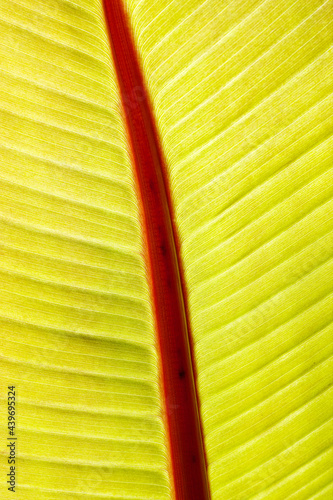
[123,0,333,498]
[0,0,172,498]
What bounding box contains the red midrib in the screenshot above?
[102,2,210,499]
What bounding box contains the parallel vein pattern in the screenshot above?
[0,1,172,498]
[103,1,210,498]
[123,0,333,498]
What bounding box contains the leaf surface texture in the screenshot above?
[0,0,332,499]
[0,1,171,498]
[123,0,333,498]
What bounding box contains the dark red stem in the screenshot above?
[102,1,210,499]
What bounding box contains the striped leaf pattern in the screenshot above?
[124,0,333,498]
[0,0,332,498]
[0,1,171,498]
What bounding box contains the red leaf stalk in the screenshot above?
[102,2,210,499]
